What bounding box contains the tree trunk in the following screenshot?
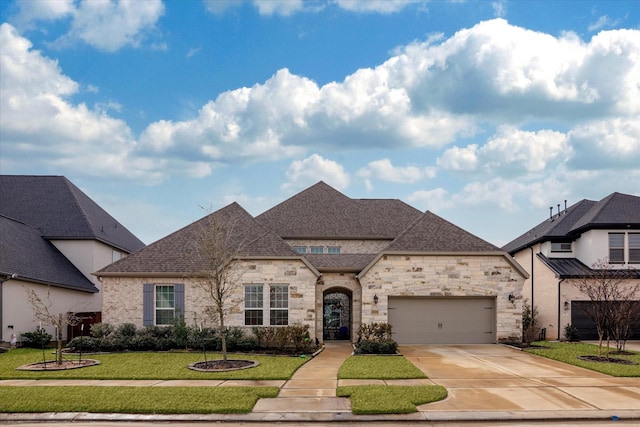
[56,314,63,365]
[219,307,227,362]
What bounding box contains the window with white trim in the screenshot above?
[551,242,571,252]
[155,285,175,325]
[629,233,640,263]
[244,284,264,325]
[244,284,289,326]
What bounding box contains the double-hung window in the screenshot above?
[143,284,184,326]
[244,284,264,325]
[609,233,625,263]
[629,233,640,263]
[244,284,289,326]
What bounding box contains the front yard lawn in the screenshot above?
[0,386,279,414]
[337,354,446,414]
[0,348,307,380]
[337,385,447,414]
[338,355,426,379]
[525,341,640,377]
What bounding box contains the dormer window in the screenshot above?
[551,242,571,252]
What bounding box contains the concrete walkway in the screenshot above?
[1,342,640,424]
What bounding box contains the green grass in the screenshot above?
[338,355,427,379]
[525,341,640,377]
[0,386,278,414]
[0,348,308,380]
[337,385,447,414]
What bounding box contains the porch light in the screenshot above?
[508,293,515,303]
[373,294,378,304]
[564,301,570,311]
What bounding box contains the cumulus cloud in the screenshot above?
[203,0,304,16]
[11,0,164,52]
[438,126,569,176]
[282,154,350,192]
[357,158,436,190]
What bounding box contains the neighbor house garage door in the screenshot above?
[388,297,495,344]
[571,301,640,340]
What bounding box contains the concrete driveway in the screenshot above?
[400,344,640,414]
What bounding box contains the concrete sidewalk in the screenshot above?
[1,342,640,424]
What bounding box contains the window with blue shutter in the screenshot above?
[143,283,185,326]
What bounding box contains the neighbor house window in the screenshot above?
[270,285,289,326]
[293,246,307,254]
[551,242,572,252]
[244,284,264,325]
[310,246,324,254]
[244,284,289,326]
[327,246,341,254]
[629,233,640,263]
[609,233,625,263]
[143,284,184,326]
[112,250,122,263]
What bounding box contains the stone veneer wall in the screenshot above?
[101,259,318,336]
[285,239,390,254]
[358,254,525,342]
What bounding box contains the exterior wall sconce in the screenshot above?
[564,301,570,311]
[508,293,515,303]
[373,294,378,304]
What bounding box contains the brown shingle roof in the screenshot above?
[256,181,421,239]
[99,203,298,275]
[303,253,377,272]
[385,211,500,252]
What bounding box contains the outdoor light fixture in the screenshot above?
[508,293,515,303]
[373,294,378,304]
[564,301,570,311]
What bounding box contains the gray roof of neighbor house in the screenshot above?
[256,181,422,239]
[0,175,145,253]
[0,215,98,292]
[537,253,640,279]
[385,211,500,253]
[502,192,640,254]
[98,202,306,276]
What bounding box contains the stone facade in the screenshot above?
[358,254,525,342]
[101,258,319,337]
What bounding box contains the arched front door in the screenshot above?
[323,290,351,340]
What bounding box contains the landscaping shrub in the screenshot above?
[522,299,541,344]
[564,323,580,342]
[67,336,100,352]
[21,330,52,348]
[354,322,398,354]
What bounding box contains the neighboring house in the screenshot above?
[98,182,527,344]
[0,175,145,343]
[503,192,640,341]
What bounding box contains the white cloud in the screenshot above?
[492,1,506,18]
[334,0,421,14]
[588,15,620,32]
[12,0,165,52]
[357,158,435,190]
[254,0,304,16]
[203,0,243,15]
[282,154,350,192]
[437,145,478,171]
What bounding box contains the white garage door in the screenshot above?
[388,297,496,344]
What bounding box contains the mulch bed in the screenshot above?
[578,355,638,365]
[16,359,100,371]
[188,359,259,372]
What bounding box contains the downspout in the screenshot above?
[529,246,534,316]
[557,278,565,340]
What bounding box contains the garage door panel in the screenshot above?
[388,297,495,344]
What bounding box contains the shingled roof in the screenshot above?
[502,192,640,254]
[385,211,500,252]
[0,215,97,292]
[256,181,422,239]
[99,202,306,276]
[0,175,144,252]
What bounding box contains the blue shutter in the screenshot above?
[174,284,185,319]
[143,284,154,326]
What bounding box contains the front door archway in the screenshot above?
[323,290,351,340]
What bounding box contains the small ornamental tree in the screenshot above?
[190,209,245,364]
[522,299,540,345]
[574,259,638,357]
[25,286,82,365]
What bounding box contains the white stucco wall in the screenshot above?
[2,279,98,342]
[574,230,640,268]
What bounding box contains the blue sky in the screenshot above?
[1,0,639,247]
